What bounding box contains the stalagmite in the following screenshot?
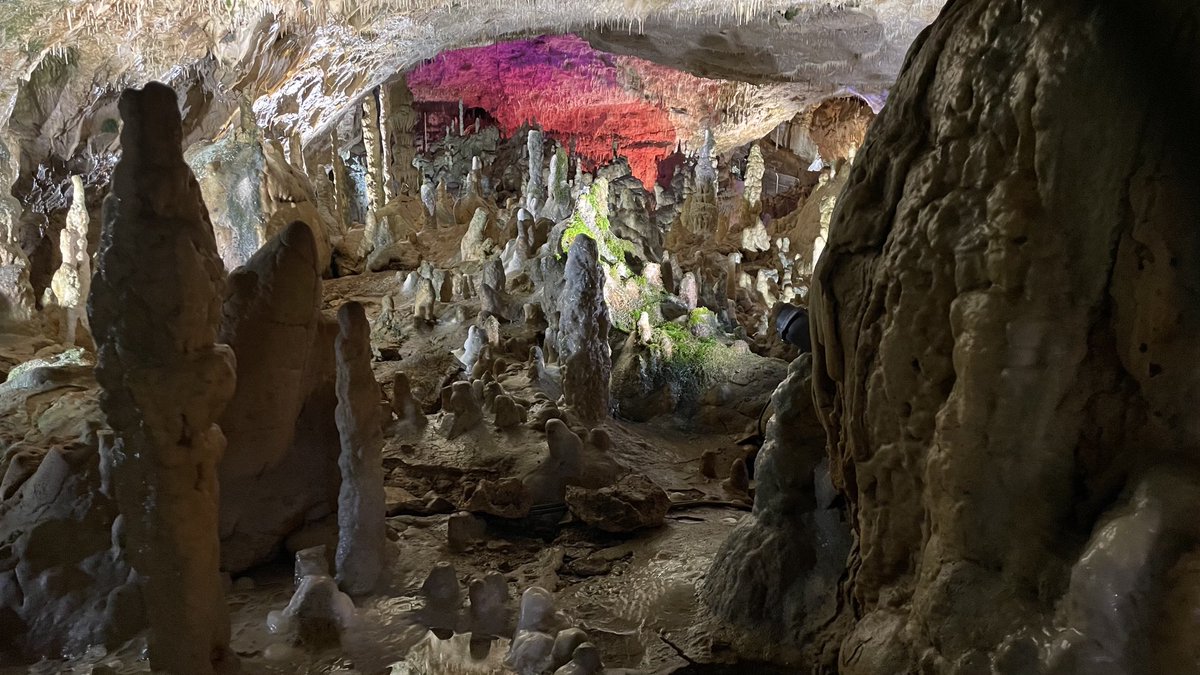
[0,132,34,325]
[695,128,716,189]
[469,571,510,637]
[557,235,611,423]
[461,207,489,262]
[330,129,351,229]
[542,144,573,221]
[217,220,332,572]
[88,82,238,675]
[383,75,421,196]
[525,128,545,215]
[46,174,91,344]
[391,371,426,429]
[441,380,484,439]
[333,301,386,595]
[413,276,437,323]
[524,419,583,503]
[743,143,764,208]
[359,89,386,257]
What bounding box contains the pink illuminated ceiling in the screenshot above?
[407,34,732,188]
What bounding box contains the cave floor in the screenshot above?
[6,270,771,674]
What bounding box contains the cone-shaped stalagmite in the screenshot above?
[558,235,611,423]
[88,82,238,675]
[333,301,386,594]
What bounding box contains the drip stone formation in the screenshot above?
[1,1,1198,673]
[88,82,238,675]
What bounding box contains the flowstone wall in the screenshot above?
[708,0,1200,673]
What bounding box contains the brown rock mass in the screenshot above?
[88,81,238,675]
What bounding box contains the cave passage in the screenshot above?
[0,1,1198,674]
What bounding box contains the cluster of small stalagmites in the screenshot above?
[507,586,604,675]
[409,562,604,675]
[438,320,543,442]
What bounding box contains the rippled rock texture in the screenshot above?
[787,0,1200,672]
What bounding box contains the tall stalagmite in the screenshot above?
[88,82,238,675]
[360,89,386,257]
[333,301,386,595]
[525,129,545,215]
[804,0,1200,672]
[384,75,421,197]
[218,220,329,571]
[46,175,91,344]
[558,235,611,423]
[0,127,34,325]
[703,355,850,668]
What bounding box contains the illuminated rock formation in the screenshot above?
[187,119,332,273]
[44,175,91,344]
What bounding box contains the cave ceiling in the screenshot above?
[0,0,943,162]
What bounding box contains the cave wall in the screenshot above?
[804,0,1200,672]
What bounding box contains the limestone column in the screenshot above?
[806,0,1200,671]
[359,89,385,257]
[333,301,386,594]
[46,175,91,344]
[88,82,238,675]
[330,129,350,230]
[383,75,420,197]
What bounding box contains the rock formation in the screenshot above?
[461,207,490,262]
[565,473,670,533]
[269,549,357,648]
[44,174,91,344]
[88,82,238,675]
[557,235,611,423]
[187,119,332,273]
[0,133,34,325]
[383,76,421,197]
[703,355,848,665]
[542,144,573,221]
[359,89,386,256]
[333,302,386,595]
[808,0,1200,671]
[524,129,545,215]
[390,371,426,430]
[217,220,336,573]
